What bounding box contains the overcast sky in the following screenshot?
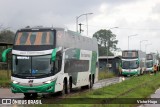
[0,0,160,54]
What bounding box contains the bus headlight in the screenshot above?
[43,77,57,84]
[12,80,19,84]
[43,80,51,84]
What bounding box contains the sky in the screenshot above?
[0,0,160,55]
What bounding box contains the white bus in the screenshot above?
[2,27,99,97]
[146,53,158,73]
[121,50,146,76]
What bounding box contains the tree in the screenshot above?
[93,29,118,56]
[0,29,15,43]
[0,29,15,59]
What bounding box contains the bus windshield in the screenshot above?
[146,61,153,68]
[12,55,54,78]
[15,31,54,45]
[122,60,139,69]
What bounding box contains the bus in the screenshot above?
[2,27,99,97]
[121,50,146,76]
[146,53,158,73]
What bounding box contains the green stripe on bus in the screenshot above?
[75,48,80,59]
[51,48,57,61]
[91,51,97,74]
[11,81,56,93]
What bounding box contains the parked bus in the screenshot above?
[2,27,99,97]
[121,50,146,76]
[146,53,158,73]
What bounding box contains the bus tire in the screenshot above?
[92,74,95,84]
[140,69,143,75]
[60,80,66,96]
[32,93,38,98]
[89,75,93,88]
[69,77,72,92]
[24,93,31,98]
[66,83,70,94]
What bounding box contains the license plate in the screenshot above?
[28,90,35,93]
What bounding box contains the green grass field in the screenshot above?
[0,70,11,87]
[98,68,116,80]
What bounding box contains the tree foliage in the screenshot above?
[93,29,118,56]
[0,29,15,60]
[0,29,15,43]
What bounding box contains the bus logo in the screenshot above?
[28,80,33,83]
[28,80,33,87]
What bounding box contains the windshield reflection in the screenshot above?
[122,60,139,69]
[12,55,52,77]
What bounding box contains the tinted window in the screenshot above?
[64,59,89,73]
[15,31,54,45]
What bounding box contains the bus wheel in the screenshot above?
[61,82,66,96]
[24,93,31,98]
[61,80,67,96]
[66,83,71,94]
[140,70,143,75]
[32,93,38,98]
[89,77,93,89]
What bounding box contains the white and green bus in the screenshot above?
[146,53,158,73]
[2,27,98,97]
[121,50,146,76]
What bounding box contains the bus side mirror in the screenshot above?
[2,48,12,62]
[51,48,57,61]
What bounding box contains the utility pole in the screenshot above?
[79,23,83,33]
[76,13,93,33]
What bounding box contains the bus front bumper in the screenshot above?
[145,68,154,72]
[11,81,56,93]
[122,70,139,75]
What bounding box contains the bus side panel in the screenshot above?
[54,73,69,92]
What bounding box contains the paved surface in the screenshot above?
[0,88,23,98]
[93,77,126,89]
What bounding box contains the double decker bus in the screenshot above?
[146,53,158,73]
[121,50,146,76]
[2,27,98,97]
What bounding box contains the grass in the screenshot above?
[0,70,11,87]
[98,68,116,80]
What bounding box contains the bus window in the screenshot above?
[20,32,30,45]
[15,31,54,45]
[52,52,62,74]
